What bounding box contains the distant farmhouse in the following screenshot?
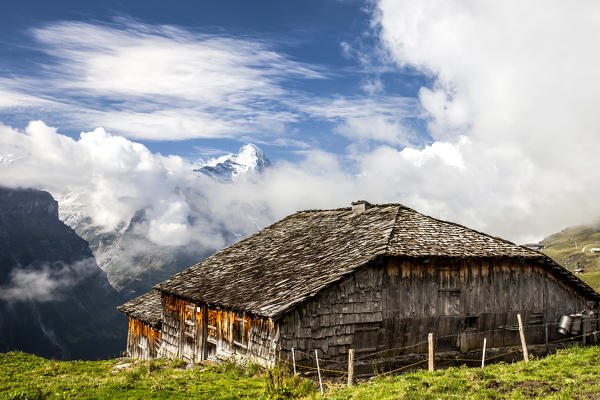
[118,201,600,367]
[522,243,545,251]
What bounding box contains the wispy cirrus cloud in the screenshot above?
[301,96,421,145]
[1,20,324,141]
[0,19,420,145]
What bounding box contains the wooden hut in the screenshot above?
[119,201,600,367]
[117,290,162,360]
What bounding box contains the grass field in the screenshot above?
[3,345,600,399]
[0,352,315,399]
[332,346,600,400]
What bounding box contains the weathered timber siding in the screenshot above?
[126,317,161,360]
[205,307,278,365]
[159,294,186,359]
[380,257,592,353]
[279,258,386,368]
[278,256,596,368]
[159,293,278,365]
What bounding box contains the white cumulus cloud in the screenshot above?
[372,0,600,241]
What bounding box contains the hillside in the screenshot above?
[0,187,125,360]
[3,346,600,399]
[538,224,600,291]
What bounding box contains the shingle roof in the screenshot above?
[117,290,162,328]
[154,203,600,318]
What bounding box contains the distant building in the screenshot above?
[590,248,600,254]
[119,201,600,367]
[574,268,585,275]
[522,243,545,251]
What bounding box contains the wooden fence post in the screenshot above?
[291,348,297,375]
[545,324,549,353]
[481,338,487,368]
[315,349,323,396]
[517,313,529,362]
[347,348,355,387]
[428,333,435,372]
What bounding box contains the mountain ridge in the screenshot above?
[194,143,271,181]
[58,143,271,298]
[0,187,125,359]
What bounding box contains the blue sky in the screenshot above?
[0,0,430,163]
[2,1,600,244]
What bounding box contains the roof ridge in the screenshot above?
[385,204,405,253]
[295,203,407,214]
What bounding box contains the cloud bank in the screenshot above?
[370,0,600,241]
[0,121,506,250]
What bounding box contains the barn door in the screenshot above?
[438,265,460,315]
[181,303,196,362]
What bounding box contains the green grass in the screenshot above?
[0,352,316,399]
[3,346,600,399]
[329,346,600,400]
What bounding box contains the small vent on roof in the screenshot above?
[351,200,372,213]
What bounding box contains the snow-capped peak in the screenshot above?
[195,144,271,181]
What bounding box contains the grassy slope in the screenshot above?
[540,224,600,291]
[0,353,315,400]
[331,346,600,399]
[3,346,600,399]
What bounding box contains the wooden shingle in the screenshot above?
[154,203,600,318]
[117,290,162,328]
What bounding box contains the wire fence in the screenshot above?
[276,318,600,388]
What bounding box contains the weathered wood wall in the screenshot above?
[158,293,278,365]
[159,294,186,359]
[278,258,385,368]
[126,317,161,360]
[278,256,596,368]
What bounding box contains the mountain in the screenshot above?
[534,222,600,292]
[59,144,270,298]
[0,187,126,360]
[59,196,217,298]
[195,143,271,181]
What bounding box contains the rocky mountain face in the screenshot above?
[67,208,215,298]
[59,144,271,298]
[194,144,271,181]
[0,187,126,360]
